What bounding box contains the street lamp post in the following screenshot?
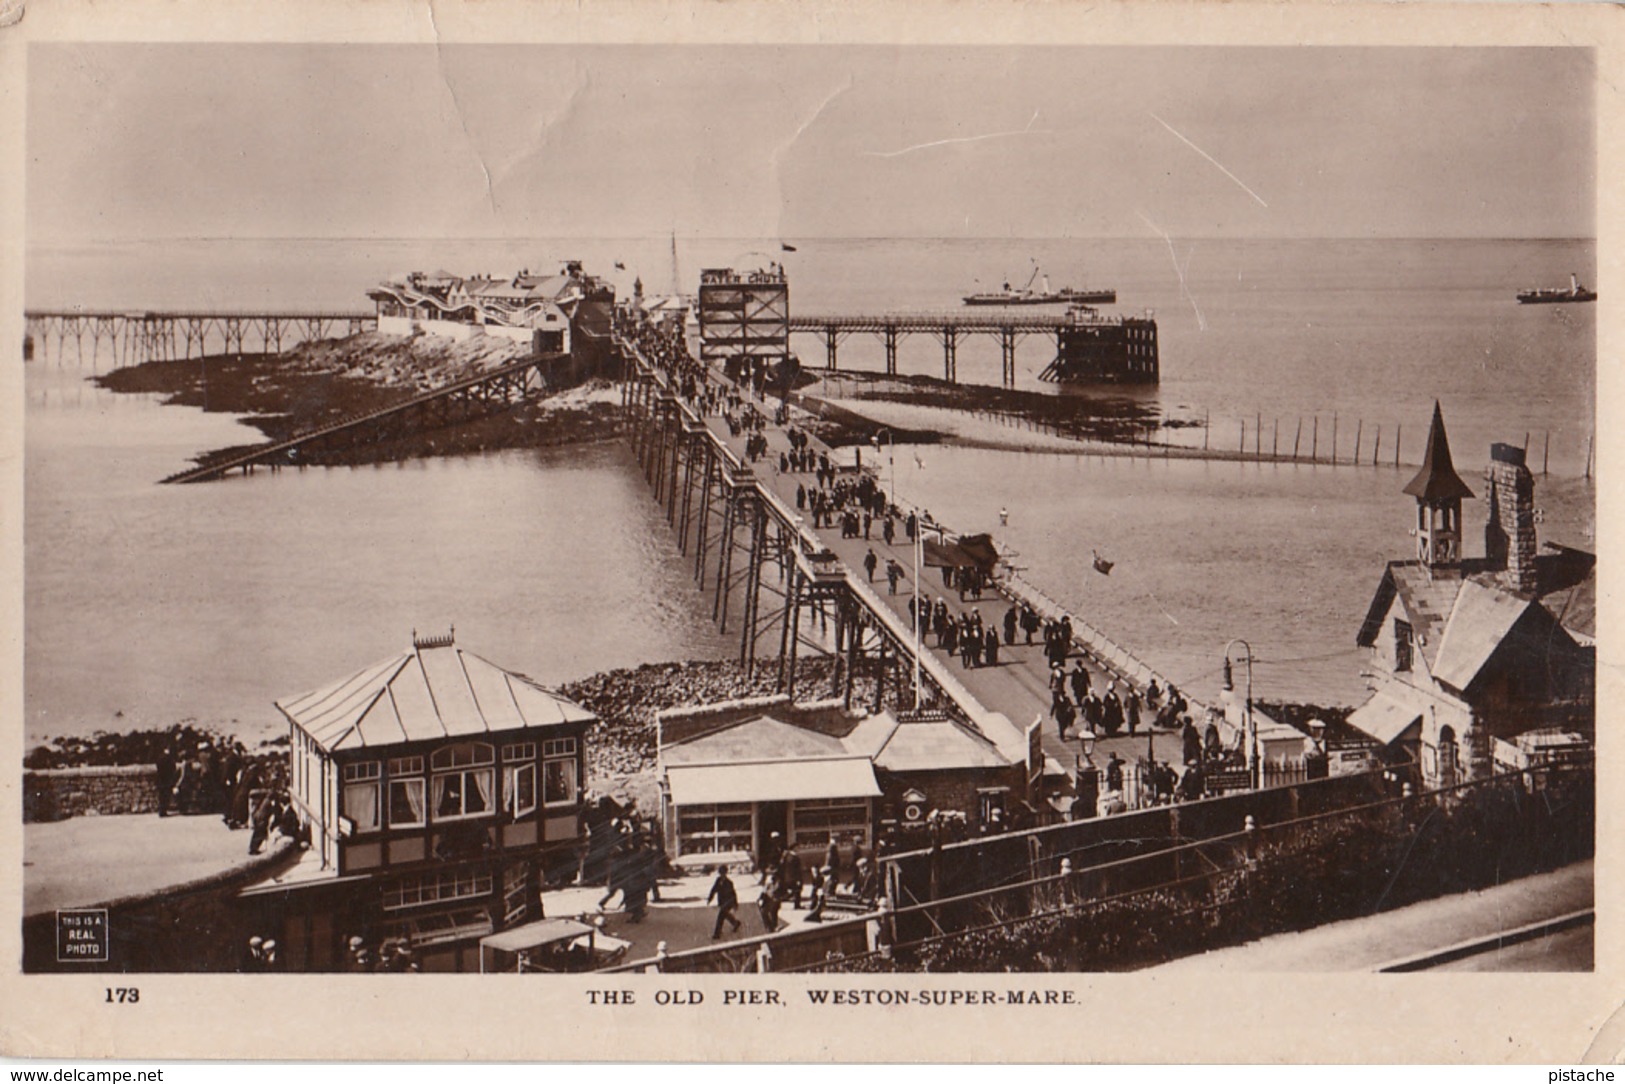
[873,427,921,711]
[1224,639,1257,789]
[871,427,896,509]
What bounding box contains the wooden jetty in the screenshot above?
[159,351,571,484]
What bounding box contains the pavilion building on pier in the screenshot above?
[368,260,616,359]
[242,629,596,972]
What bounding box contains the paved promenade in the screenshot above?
[637,345,1190,790]
[24,812,293,917]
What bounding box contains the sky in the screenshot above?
[26,44,1595,243]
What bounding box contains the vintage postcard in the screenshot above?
[1,0,1620,1065]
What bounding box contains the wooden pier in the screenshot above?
[787,308,1157,386]
[24,309,376,368]
[617,319,1202,796]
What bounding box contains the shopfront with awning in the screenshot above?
[662,756,882,867]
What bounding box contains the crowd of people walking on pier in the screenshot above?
[615,305,1254,818]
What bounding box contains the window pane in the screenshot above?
[435,775,464,818]
[509,763,536,817]
[466,769,492,814]
[390,779,425,826]
[344,782,379,832]
[543,758,576,805]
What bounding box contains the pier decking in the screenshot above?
[25,309,377,367]
[617,325,1204,790]
[787,308,1156,385]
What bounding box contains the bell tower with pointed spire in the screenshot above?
[1401,402,1475,573]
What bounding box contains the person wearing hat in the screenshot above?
[757,831,783,883]
[777,843,804,907]
[260,939,281,971]
[1125,686,1143,736]
[853,857,879,903]
[1102,681,1125,737]
[804,866,837,923]
[707,866,742,940]
[756,877,782,933]
[344,935,367,973]
[1069,661,1091,705]
[1048,664,1070,720]
[242,935,265,972]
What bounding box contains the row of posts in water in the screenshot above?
[962,405,1589,479]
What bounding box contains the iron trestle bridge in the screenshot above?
[24,309,377,368]
[787,309,1140,385]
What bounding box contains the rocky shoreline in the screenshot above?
[23,658,888,813]
[95,332,623,471]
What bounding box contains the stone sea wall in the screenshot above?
[23,765,160,823]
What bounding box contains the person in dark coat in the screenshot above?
[1181,717,1203,765]
[1055,696,1077,741]
[230,765,256,830]
[1105,753,1125,792]
[707,867,742,939]
[1069,662,1091,705]
[983,627,999,666]
[757,879,782,933]
[1102,684,1125,737]
[155,744,177,818]
[1083,692,1105,736]
[1125,690,1143,735]
[1003,605,1018,646]
[1021,606,1039,645]
[220,744,243,822]
[248,790,275,855]
[778,845,804,906]
[863,548,878,582]
[853,858,880,903]
[758,831,784,883]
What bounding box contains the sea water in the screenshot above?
[23,236,1596,738]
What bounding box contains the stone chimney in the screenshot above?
[1485,443,1539,594]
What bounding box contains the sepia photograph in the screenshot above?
[3,0,1618,1065]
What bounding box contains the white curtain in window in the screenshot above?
[392,779,424,825]
[502,767,516,814]
[432,775,449,817]
[344,783,379,832]
[472,769,492,813]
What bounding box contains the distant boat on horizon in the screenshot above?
[964,265,1115,306]
[1517,273,1596,304]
